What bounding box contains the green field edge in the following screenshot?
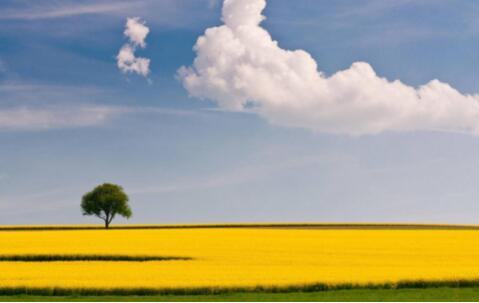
[3,279,479,296]
[2,222,479,231]
[5,288,479,302]
[0,254,192,262]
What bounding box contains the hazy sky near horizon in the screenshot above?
[2,0,479,225]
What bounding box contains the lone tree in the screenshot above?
[81,183,132,228]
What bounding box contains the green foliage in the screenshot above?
[81,183,132,228]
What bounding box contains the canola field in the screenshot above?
[1,225,479,294]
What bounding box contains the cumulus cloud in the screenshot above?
[124,17,150,47]
[117,17,150,77]
[179,0,479,135]
[117,44,150,76]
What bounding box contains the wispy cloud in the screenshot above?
[0,102,212,131]
[130,154,331,195]
[330,0,463,46]
[0,1,146,20]
[355,23,454,47]
[0,105,215,131]
[0,105,123,131]
[0,187,82,215]
[335,0,416,19]
[208,0,220,9]
[0,79,206,130]
[0,59,7,73]
[267,0,419,28]
[0,77,211,131]
[0,0,219,38]
[0,82,105,94]
[268,0,456,47]
[0,79,121,130]
[0,82,110,106]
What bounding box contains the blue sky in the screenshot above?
[2,0,479,225]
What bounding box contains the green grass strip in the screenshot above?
[1,279,479,296]
[5,288,479,302]
[0,255,192,262]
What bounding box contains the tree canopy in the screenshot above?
[81,183,132,228]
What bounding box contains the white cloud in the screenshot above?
[0,105,122,130]
[179,0,479,135]
[124,17,150,48]
[117,44,150,77]
[117,17,151,77]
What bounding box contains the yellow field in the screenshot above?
[1,226,479,291]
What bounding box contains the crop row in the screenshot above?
[0,254,192,262]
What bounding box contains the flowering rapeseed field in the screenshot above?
[0,226,479,291]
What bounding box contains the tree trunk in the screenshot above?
[104,212,110,229]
